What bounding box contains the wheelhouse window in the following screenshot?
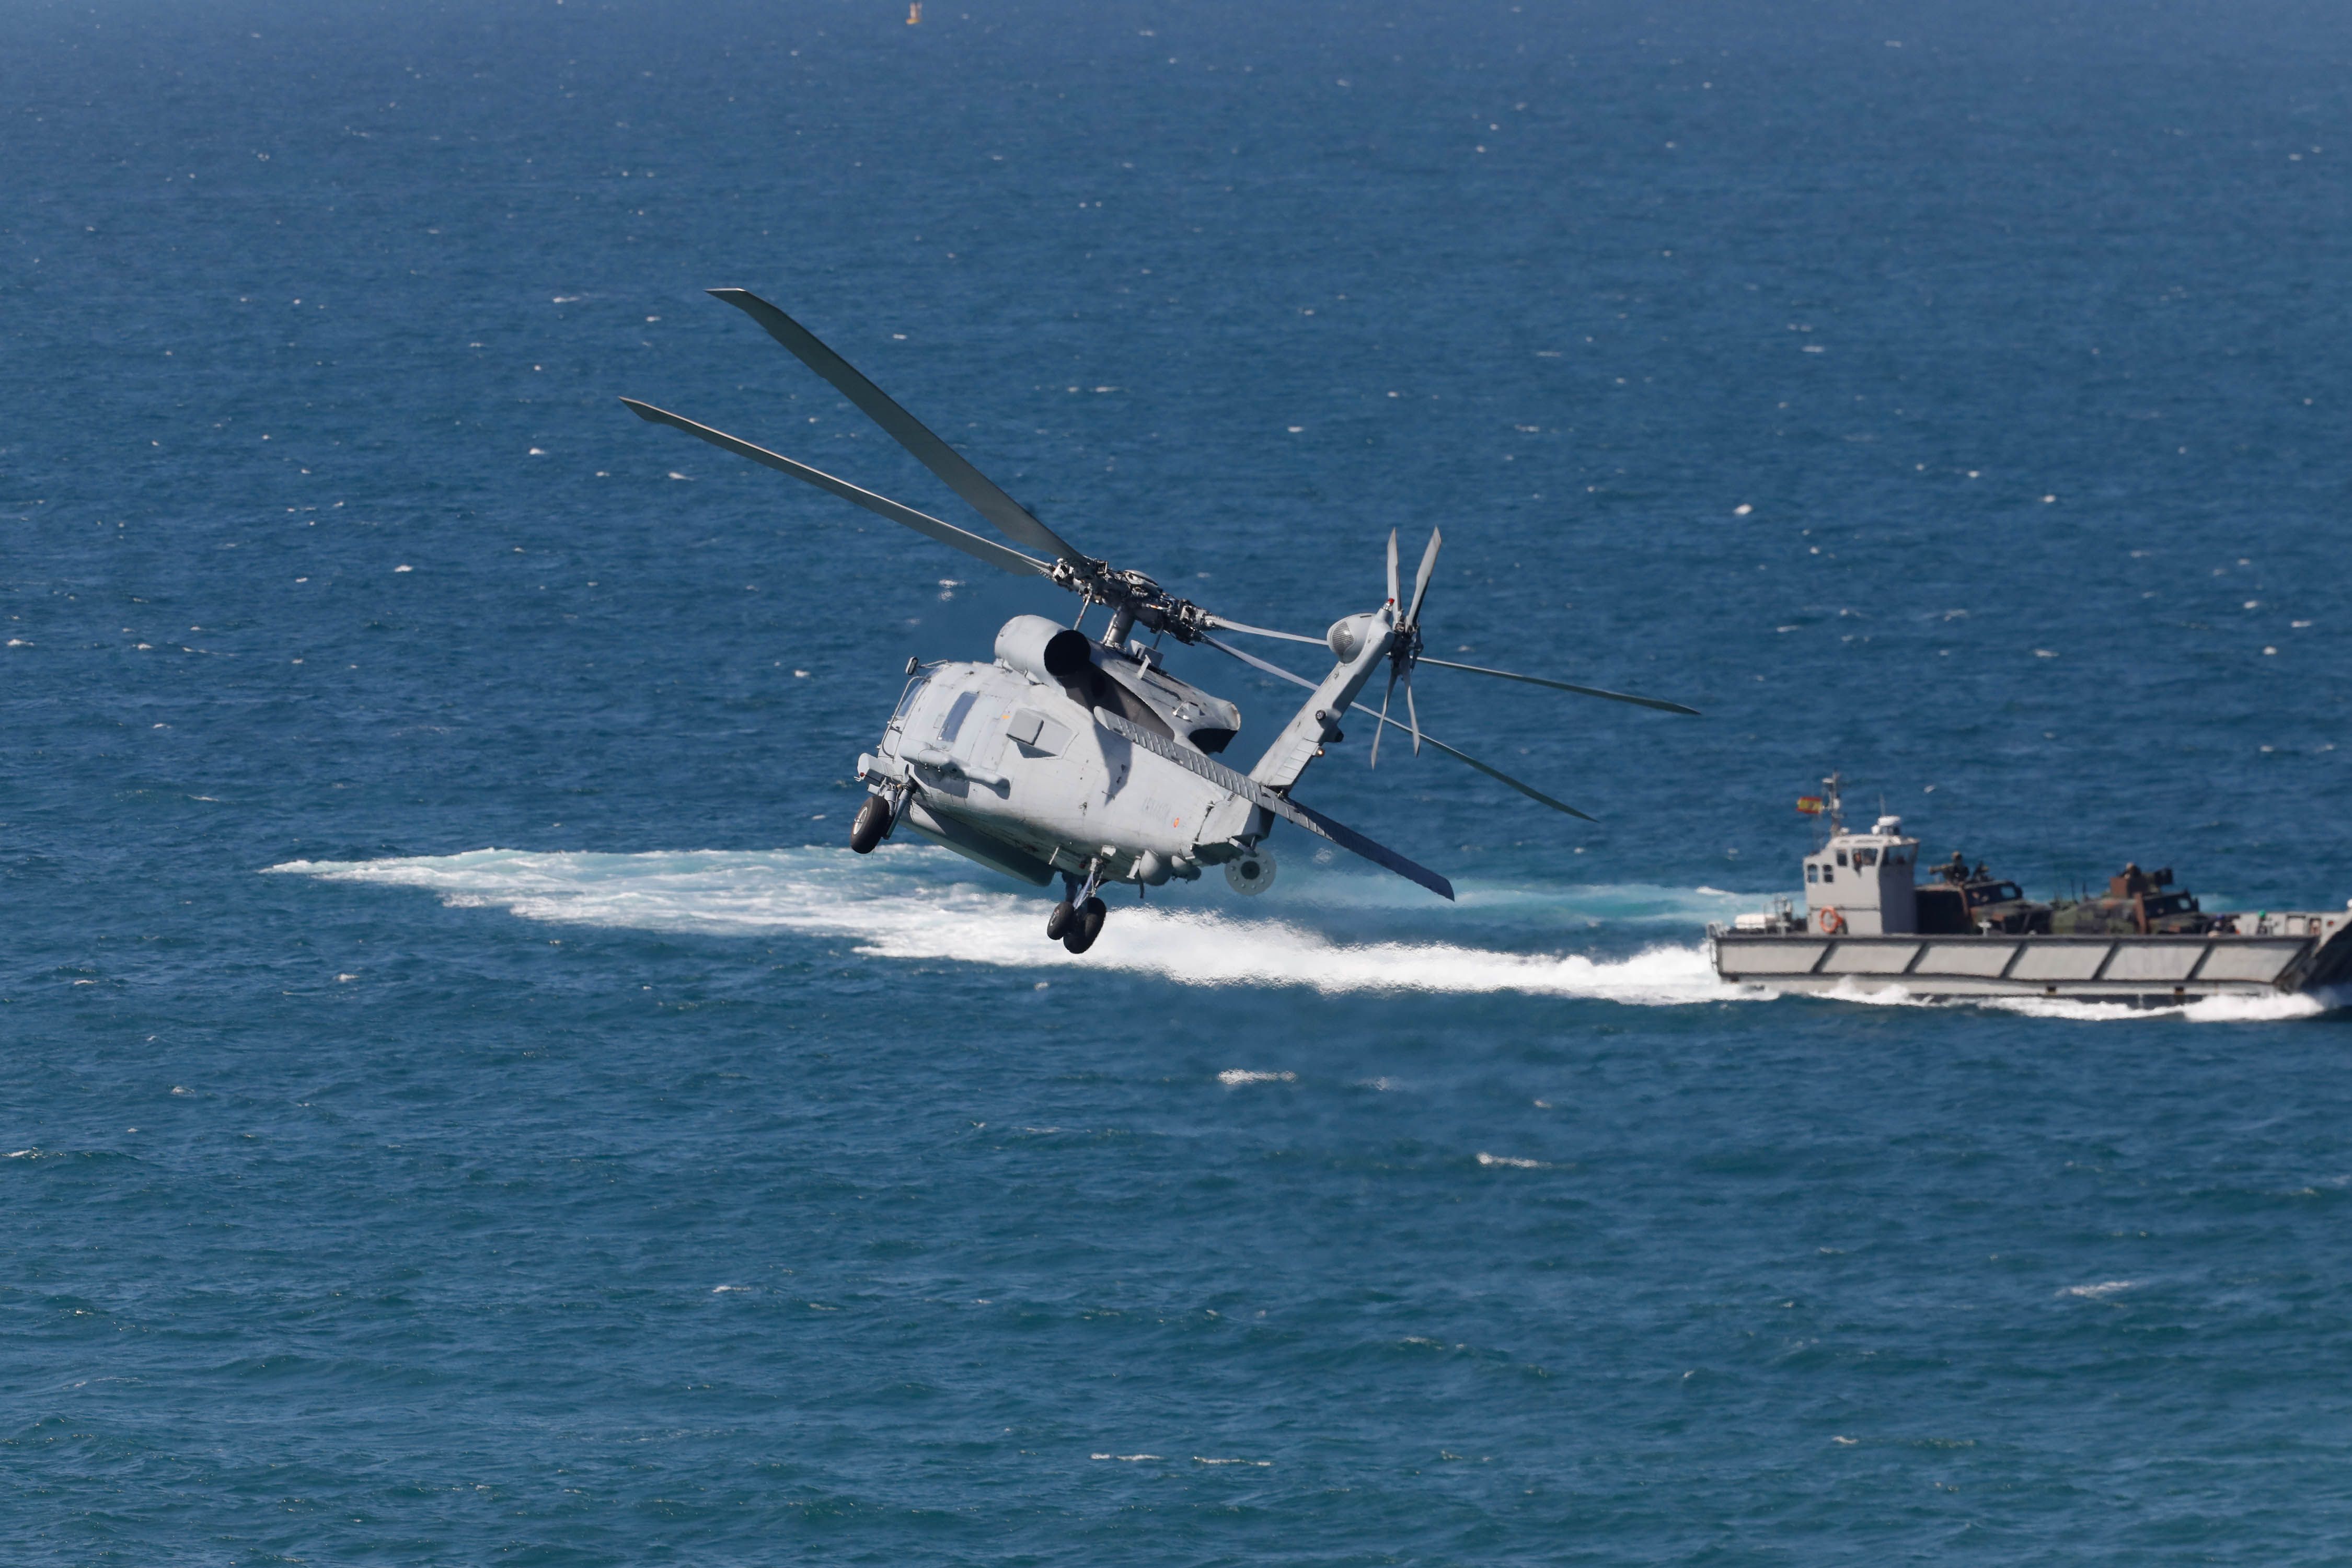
[1853,847,1879,868]
[1806,864,1819,883]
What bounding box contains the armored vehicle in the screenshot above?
[2045,864,2212,937]
[1711,775,2352,1006]
[1913,851,2049,936]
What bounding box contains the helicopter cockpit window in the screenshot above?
[938,689,978,745]
[890,674,928,723]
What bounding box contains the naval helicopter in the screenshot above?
[622,287,1698,953]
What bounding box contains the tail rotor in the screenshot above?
[1369,526,1441,768]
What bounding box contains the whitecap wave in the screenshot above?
[265,846,1758,1004]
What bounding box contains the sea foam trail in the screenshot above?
[264,849,2337,1019]
[265,847,1753,1004]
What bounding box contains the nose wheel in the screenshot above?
[849,790,899,854]
[1047,862,1110,953]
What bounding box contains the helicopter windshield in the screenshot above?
[890,672,930,724]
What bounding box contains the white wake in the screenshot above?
[264,846,1754,1004]
[264,847,2338,1019]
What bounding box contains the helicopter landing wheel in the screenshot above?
[1063,896,1108,954]
[1045,900,1074,941]
[849,794,893,854]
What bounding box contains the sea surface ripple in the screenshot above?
[6,2,2352,1561]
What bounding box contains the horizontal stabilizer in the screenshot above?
[618,398,1050,580]
[1093,710,1454,900]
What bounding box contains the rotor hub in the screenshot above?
[1054,558,1215,645]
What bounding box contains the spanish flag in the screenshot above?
[1796,796,1825,815]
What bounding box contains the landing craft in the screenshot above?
[1712,773,2352,1003]
[624,289,1697,952]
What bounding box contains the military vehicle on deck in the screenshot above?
[1710,775,2352,1005]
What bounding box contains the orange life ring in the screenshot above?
[1816,907,1845,935]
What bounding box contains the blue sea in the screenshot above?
[7,1,2352,1560]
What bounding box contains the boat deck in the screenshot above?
[1713,924,2352,1002]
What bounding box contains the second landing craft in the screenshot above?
[625,288,1696,952]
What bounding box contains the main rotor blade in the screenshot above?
[1281,795,1455,901]
[1369,666,1397,769]
[1201,632,1318,690]
[1365,709,1597,821]
[1415,656,1701,716]
[619,398,1052,580]
[1386,528,1400,606]
[1205,633,1593,821]
[708,288,1091,568]
[1404,526,1442,627]
[1404,664,1421,756]
[1092,708,1453,900]
[1201,614,1327,647]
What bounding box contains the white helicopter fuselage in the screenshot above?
[855,611,1393,893]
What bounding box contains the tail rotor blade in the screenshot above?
[1385,528,1400,606]
[1404,526,1442,626]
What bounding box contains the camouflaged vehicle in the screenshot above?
[1710,775,2352,1006]
[1913,854,2051,936]
[2045,863,2214,937]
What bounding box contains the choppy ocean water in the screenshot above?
[7,1,2352,1560]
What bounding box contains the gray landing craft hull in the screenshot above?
[1713,928,2352,1005]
